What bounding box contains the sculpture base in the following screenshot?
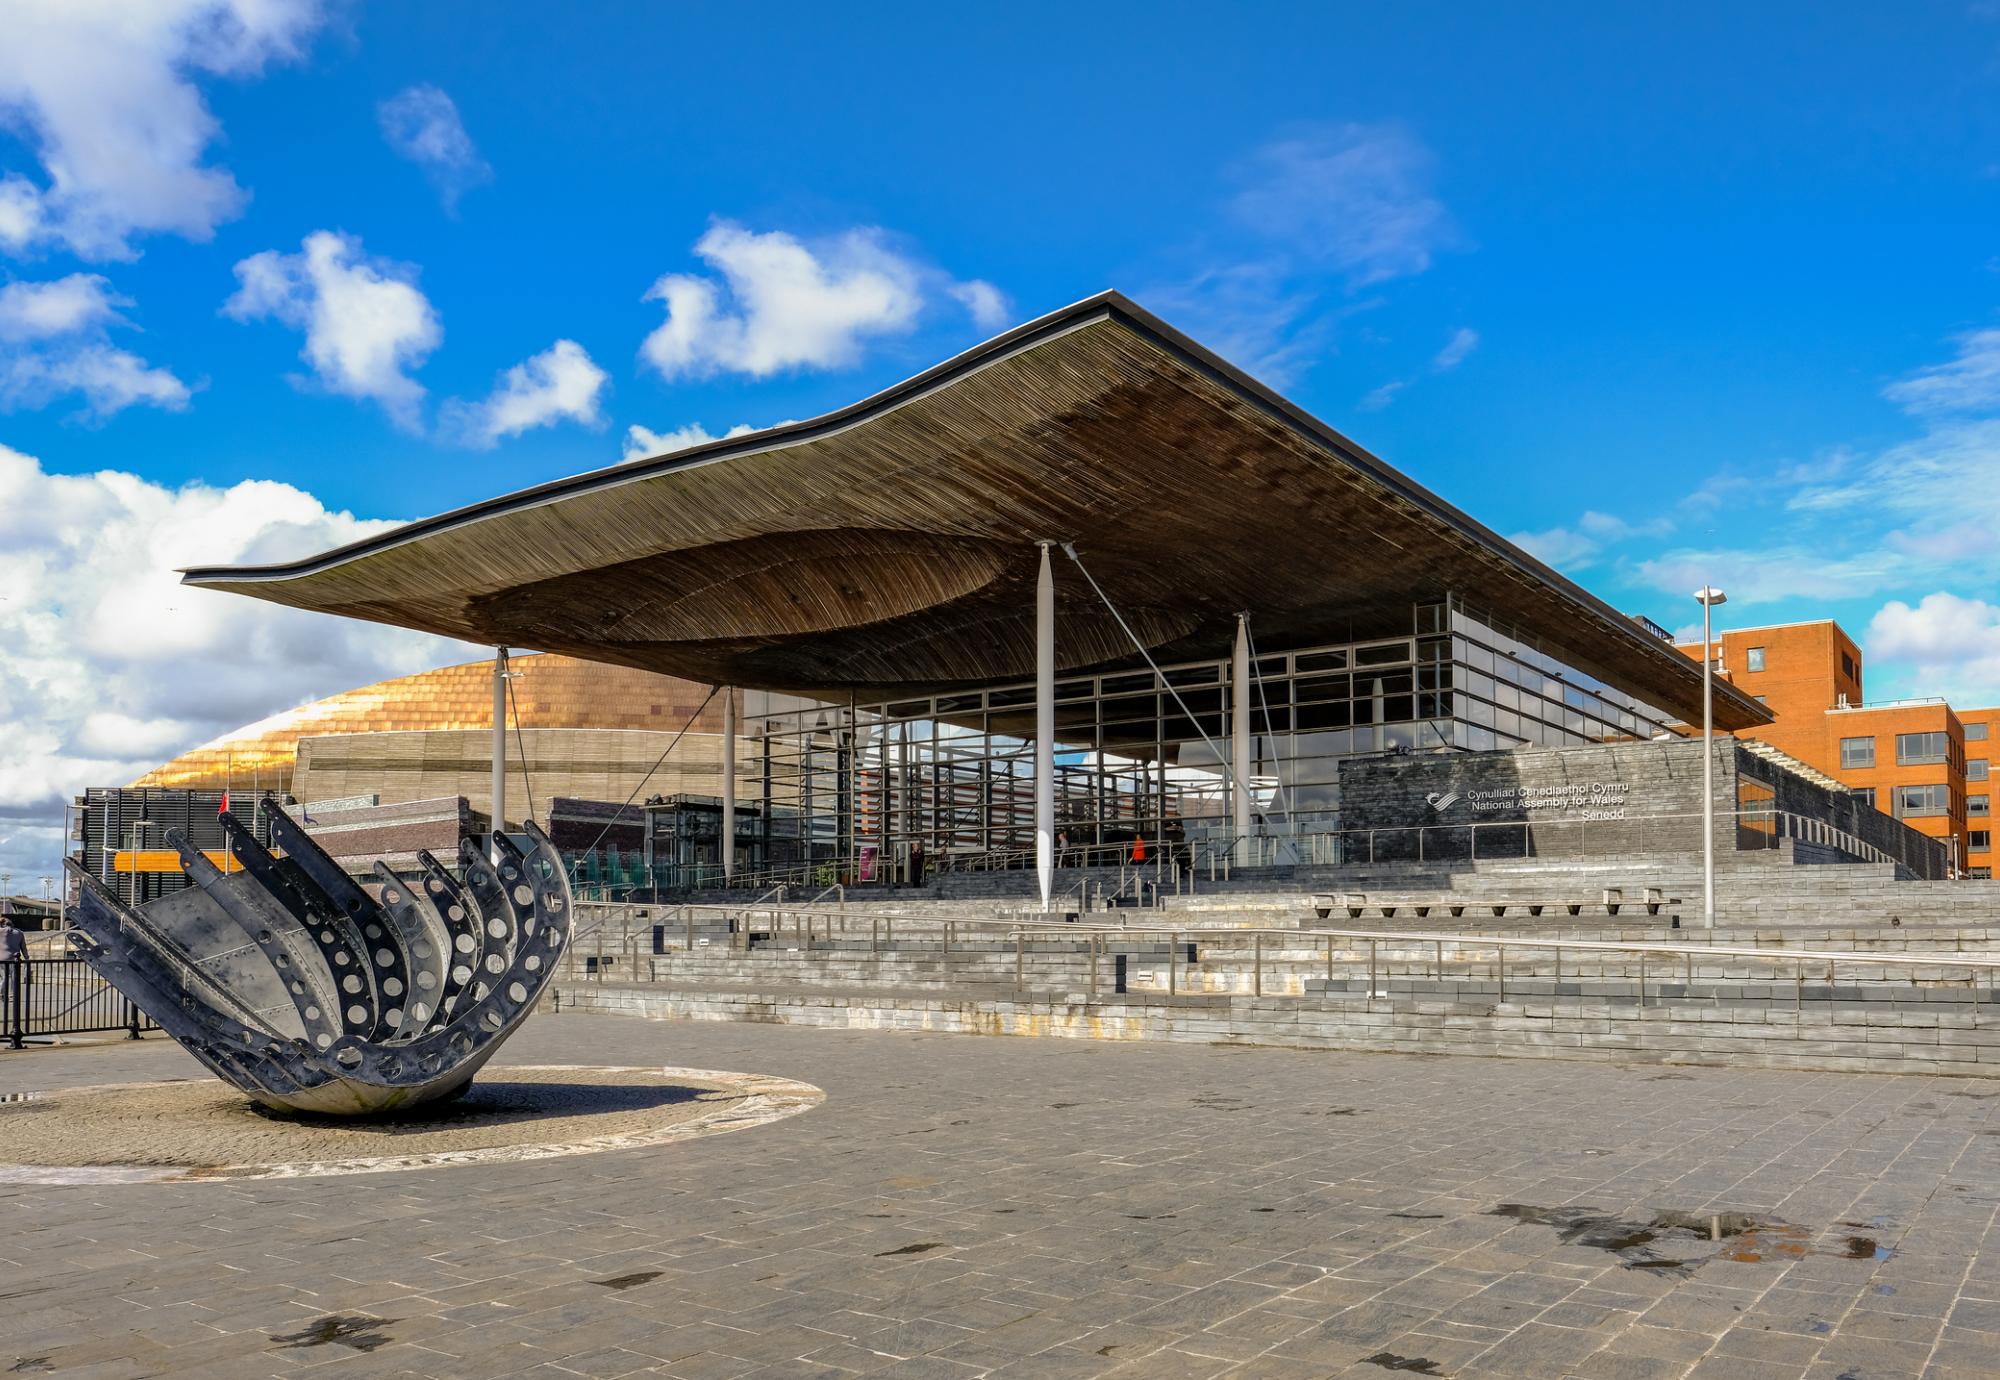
[0,1064,822,1183]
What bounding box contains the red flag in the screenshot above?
[219,789,229,817]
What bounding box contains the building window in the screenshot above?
[1840,736,1875,770]
[1850,787,1877,809]
[1972,831,1992,851]
[1971,758,1989,782]
[1746,646,1766,673]
[1970,723,1990,742]
[1893,784,1950,818]
[1897,732,1949,766]
[1973,867,1994,879]
[1841,651,1857,680]
[1753,694,1767,705]
[1974,795,1991,817]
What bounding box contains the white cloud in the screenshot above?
[1358,324,1480,411]
[1883,329,2000,416]
[0,176,44,252]
[639,220,1001,379]
[377,84,492,212]
[1146,124,1458,385]
[440,338,608,448]
[0,441,476,878]
[0,0,324,259]
[1622,330,2000,611]
[1,343,191,417]
[0,273,189,417]
[1632,546,1902,606]
[946,279,1010,331]
[1139,261,1341,386]
[1510,511,1672,570]
[1358,378,1407,411]
[1867,593,2000,706]
[1227,123,1454,286]
[225,231,442,428]
[0,274,125,341]
[623,421,757,461]
[1433,326,1479,371]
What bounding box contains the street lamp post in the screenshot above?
[1694,586,1729,929]
[124,821,156,912]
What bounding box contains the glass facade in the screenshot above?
[742,599,1677,875]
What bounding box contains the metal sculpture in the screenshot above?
[63,801,570,1116]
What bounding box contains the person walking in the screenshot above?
[909,838,926,888]
[0,913,25,1043]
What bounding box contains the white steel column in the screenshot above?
[1232,613,1252,865]
[1035,542,1055,912]
[722,686,737,883]
[490,647,509,864]
[1694,585,1727,929]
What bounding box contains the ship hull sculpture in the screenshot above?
[64,801,571,1116]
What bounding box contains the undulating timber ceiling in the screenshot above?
[184,292,1769,731]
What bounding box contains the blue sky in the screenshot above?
[3,1,2000,877]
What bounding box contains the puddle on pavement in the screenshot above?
[875,1241,945,1257]
[590,1271,662,1290]
[267,1315,397,1353]
[1360,1351,1448,1375]
[1650,1211,1812,1264]
[1490,1204,1880,1272]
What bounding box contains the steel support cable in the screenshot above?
[1242,620,1295,820]
[506,670,537,831]
[1058,544,1235,845]
[570,683,723,874]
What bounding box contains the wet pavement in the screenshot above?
[4,1014,2000,1378]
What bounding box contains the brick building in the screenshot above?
[1677,620,1995,876]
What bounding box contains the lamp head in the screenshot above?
[1692,586,1728,607]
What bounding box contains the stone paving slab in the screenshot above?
[4,1014,2000,1377]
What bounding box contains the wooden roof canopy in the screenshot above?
[184,291,1769,731]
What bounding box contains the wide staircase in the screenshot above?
[552,850,2000,1077]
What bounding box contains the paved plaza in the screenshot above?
[5,1016,2000,1379]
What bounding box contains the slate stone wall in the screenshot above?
[1335,739,1946,879]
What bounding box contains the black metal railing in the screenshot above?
[4,955,153,1049]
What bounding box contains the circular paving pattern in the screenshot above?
[0,1064,822,1185]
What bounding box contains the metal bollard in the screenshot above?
[1016,933,1024,992]
[1169,931,1177,995]
[1253,933,1262,997]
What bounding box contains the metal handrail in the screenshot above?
[1004,920,2000,969]
[567,901,2000,970]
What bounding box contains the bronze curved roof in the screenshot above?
[131,653,724,794]
[184,291,1768,731]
